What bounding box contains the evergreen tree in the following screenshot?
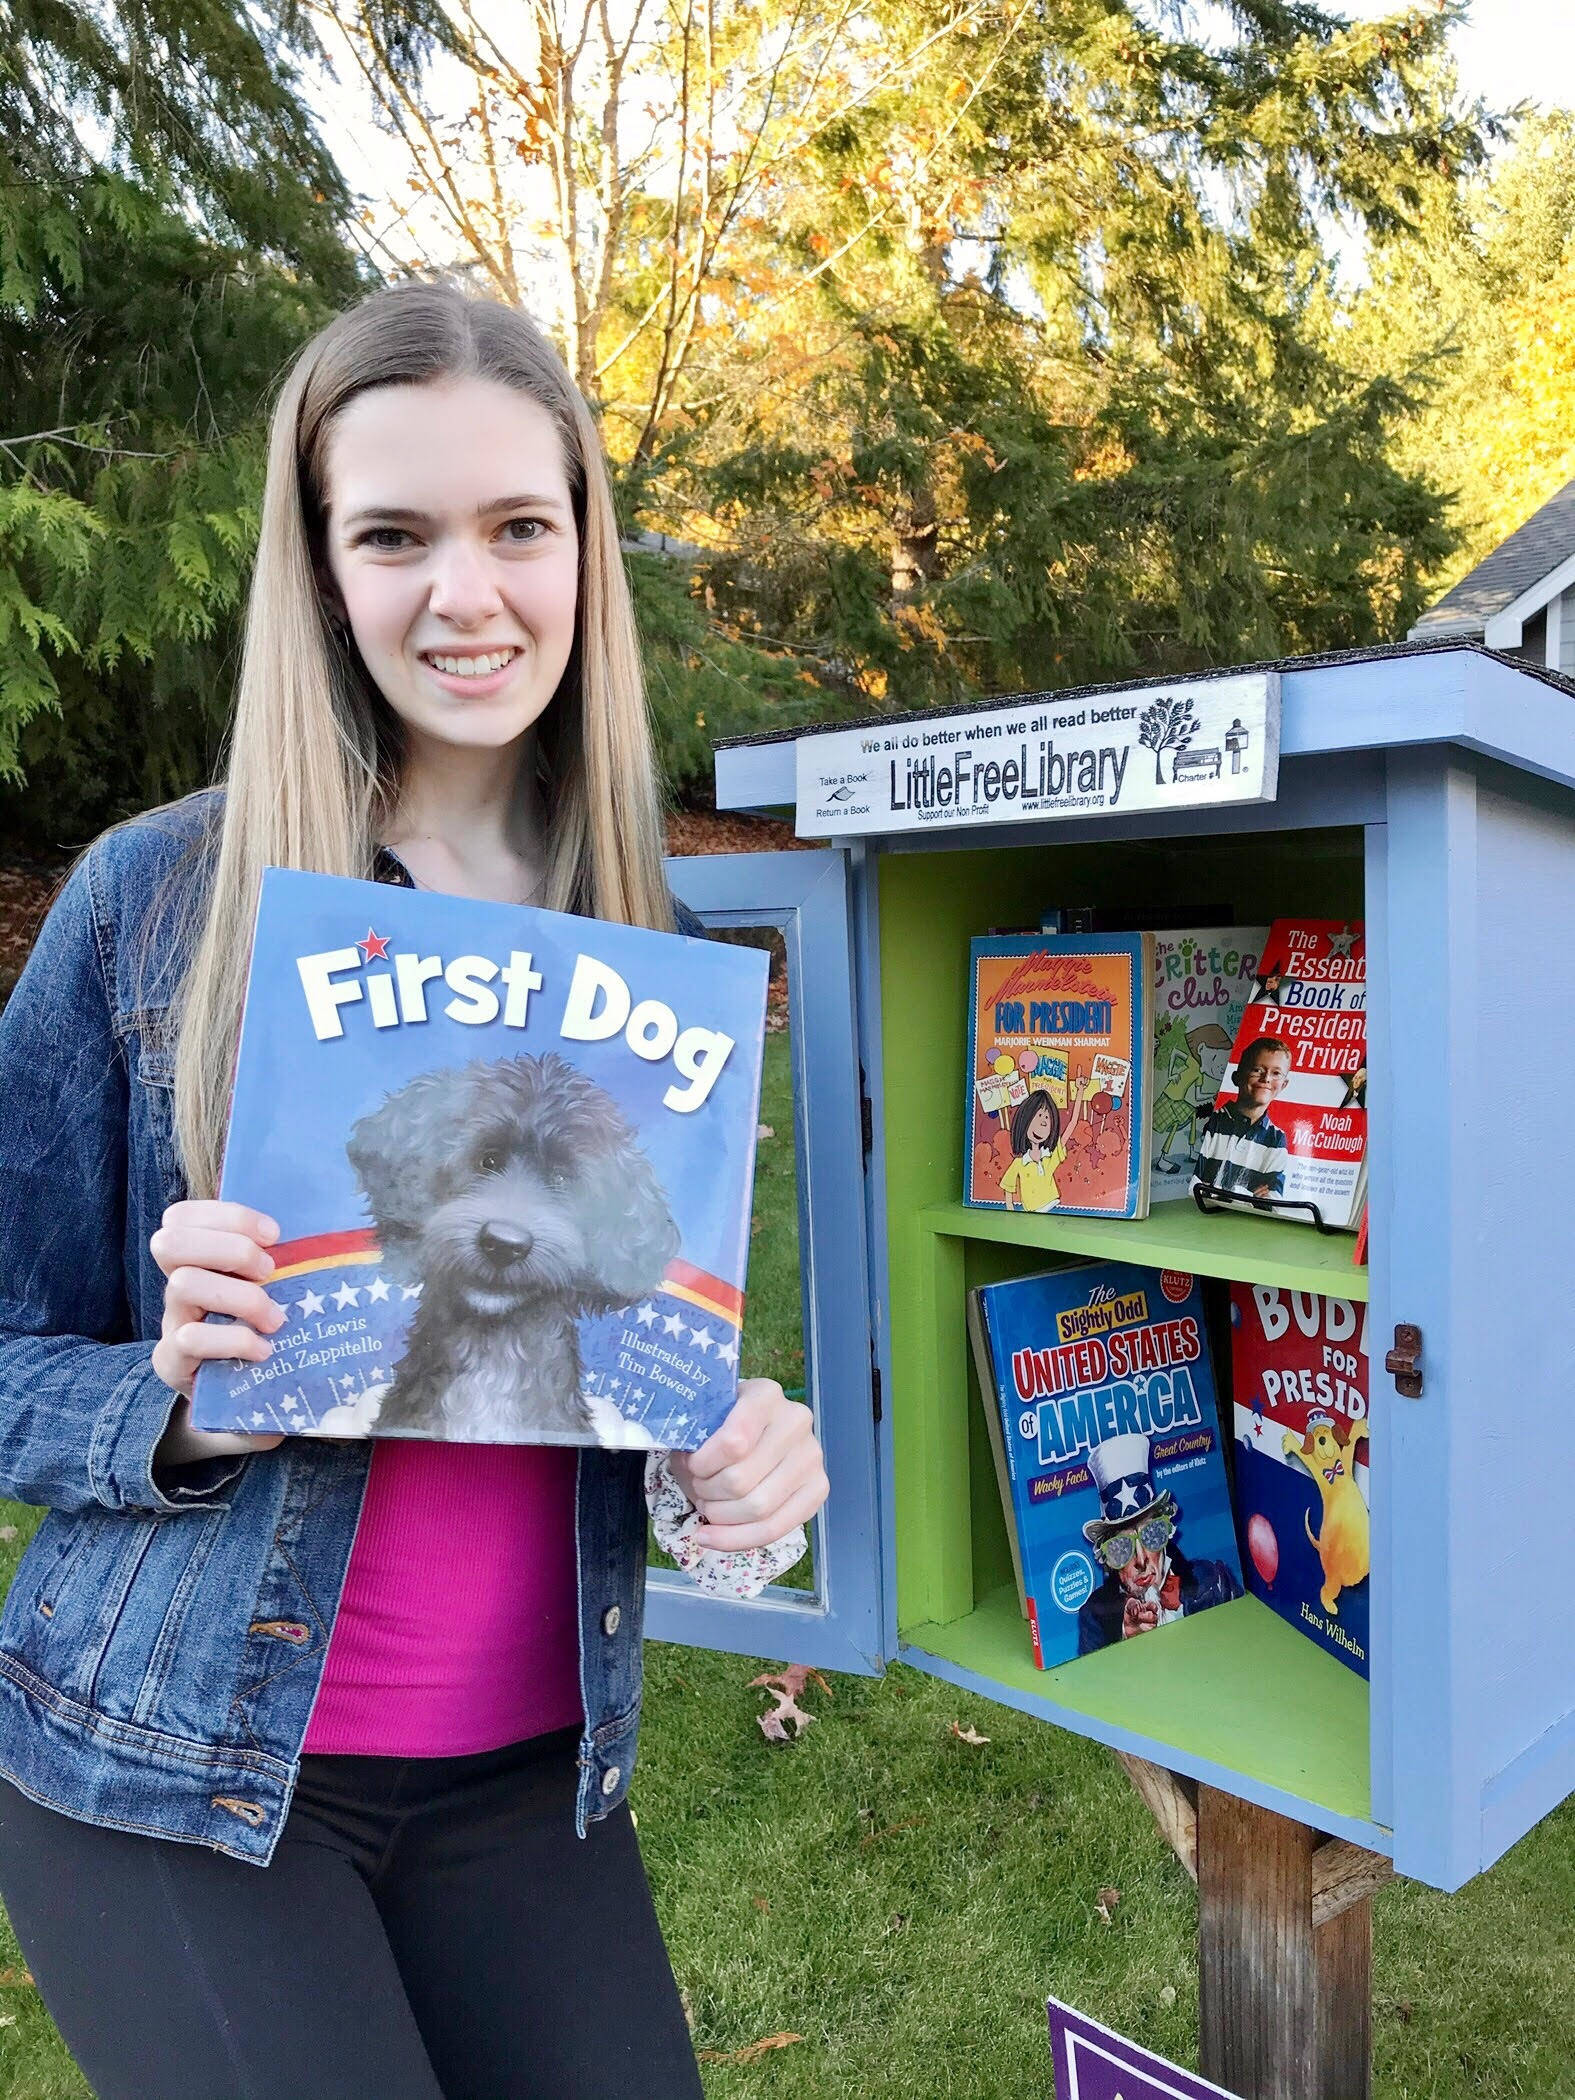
[659,0,1487,704]
[0,0,368,844]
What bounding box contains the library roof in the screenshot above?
[712,637,1573,751]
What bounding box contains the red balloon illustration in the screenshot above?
[1247,1513,1279,1586]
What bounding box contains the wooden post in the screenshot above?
[1118,1759,1389,2100]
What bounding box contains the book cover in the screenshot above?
[971,1262,1242,1669]
[1149,927,1269,1201]
[192,868,768,1449]
[965,934,1156,1219]
[1193,918,1366,1231]
[966,1288,1027,1618]
[1231,1284,1370,1677]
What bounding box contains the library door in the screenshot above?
[647,849,883,1676]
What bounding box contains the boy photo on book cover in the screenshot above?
[1077,1432,1242,1654]
[1192,1034,1291,1200]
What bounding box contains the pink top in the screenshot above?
[303,1439,584,1757]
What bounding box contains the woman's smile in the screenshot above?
[418,645,525,696]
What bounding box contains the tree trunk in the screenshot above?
[892,481,938,600]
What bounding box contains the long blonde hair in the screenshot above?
[173,281,673,1198]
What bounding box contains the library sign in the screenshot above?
[794,671,1280,839]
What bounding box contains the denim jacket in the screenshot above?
[0,793,694,1864]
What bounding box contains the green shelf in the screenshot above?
[903,1584,1374,1833]
[919,1198,1368,1300]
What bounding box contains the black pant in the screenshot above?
[0,1728,703,2099]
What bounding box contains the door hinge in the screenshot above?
[1385,1323,1423,1398]
[871,1361,883,1425]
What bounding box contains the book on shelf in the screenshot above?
[1149,927,1270,1201]
[192,867,767,1449]
[1192,918,1366,1232]
[966,1289,1028,1617]
[1230,1284,1370,1677]
[966,933,1156,1219]
[967,1261,1243,1669]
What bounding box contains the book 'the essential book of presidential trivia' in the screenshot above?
[191,869,767,1450]
[1193,918,1366,1231]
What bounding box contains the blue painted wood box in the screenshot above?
[651,640,1575,1895]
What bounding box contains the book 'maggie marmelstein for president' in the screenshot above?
[192,868,767,1451]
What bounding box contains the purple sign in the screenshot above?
[1048,1999,1241,2100]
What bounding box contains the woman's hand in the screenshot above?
[667,1380,828,1550]
[150,1200,288,1463]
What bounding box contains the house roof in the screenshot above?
[1412,478,1575,637]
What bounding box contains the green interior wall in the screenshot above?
[876,827,1373,1824]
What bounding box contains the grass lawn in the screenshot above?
[6,1048,1575,2094]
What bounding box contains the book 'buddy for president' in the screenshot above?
[967,1260,1241,1670]
[192,869,768,1449]
[1231,1284,1370,1677]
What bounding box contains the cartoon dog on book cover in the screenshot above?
[1077,1433,1242,1654]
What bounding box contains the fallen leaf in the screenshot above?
[859,1813,929,1850]
[698,2032,804,2065]
[0,1527,15,1542]
[756,1123,775,1140]
[0,1967,32,1987]
[950,1720,990,1744]
[1159,1984,1177,2008]
[753,1895,771,1913]
[1096,1886,1121,1925]
[0,2014,14,2028]
[886,1912,910,1933]
[750,1664,833,1744]
[1396,1999,1414,2025]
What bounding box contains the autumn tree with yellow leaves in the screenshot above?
[315,0,1490,721]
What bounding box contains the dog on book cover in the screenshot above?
[1076,1433,1241,1654]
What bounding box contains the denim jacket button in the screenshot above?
[600,1765,621,1796]
[601,1604,621,1636]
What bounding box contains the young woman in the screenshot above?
[0,282,828,2099]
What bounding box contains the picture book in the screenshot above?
[968,1261,1242,1670]
[965,934,1156,1219]
[1230,1284,1370,1677]
[1193,918,1366,1231]
[192,868,768,1449]
[1149,927,1269,1201]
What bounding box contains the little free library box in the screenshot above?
[651,639,1575,1918]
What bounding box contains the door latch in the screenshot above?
[1385,1323,1423,1398]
